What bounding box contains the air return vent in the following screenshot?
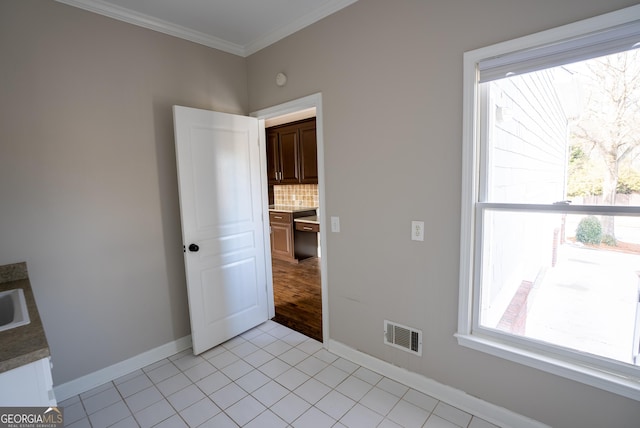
[384,320,422,356]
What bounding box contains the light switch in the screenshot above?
[411,221,424,241]
[331,216,340,233]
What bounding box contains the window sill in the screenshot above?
[455,333,640,401]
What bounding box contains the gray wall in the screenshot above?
[0,1,248,384]
[246,1,640,427]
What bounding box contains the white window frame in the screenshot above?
[457,4,640,401]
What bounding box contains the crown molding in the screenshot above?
[55,0,245,56]
[56,0,358,57]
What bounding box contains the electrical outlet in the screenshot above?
[411,221,424,241]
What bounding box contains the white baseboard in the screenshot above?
[53,335,192,402]
[327,340,549,428]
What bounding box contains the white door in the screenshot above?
[173,106,269,355]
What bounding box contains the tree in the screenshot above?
[569,49,640,239]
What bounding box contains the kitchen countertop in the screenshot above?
[294,215,319,225]
[269,205,317,213]
[0,262,50,373]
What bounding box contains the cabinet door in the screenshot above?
[278,127,300,184]
[298,120,318,184]
[266,130,280,185]
[271,222,293,260]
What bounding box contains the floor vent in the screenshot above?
[384,320,422,356]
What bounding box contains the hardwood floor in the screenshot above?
[271,257,322,341]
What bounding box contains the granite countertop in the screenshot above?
[269,205,318,213]
[294,215,319,225]
[0,262,50,373]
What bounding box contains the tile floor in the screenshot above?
[60,321,499,428]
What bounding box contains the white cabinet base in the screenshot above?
[0,358,56,406]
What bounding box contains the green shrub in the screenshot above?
[601,234,617,246]
[576,216,602,245]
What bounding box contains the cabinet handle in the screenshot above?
[274,216,283,219]
[303,227,313,230]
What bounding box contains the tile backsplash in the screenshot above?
[274,184,319,207]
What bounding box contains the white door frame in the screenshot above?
[251,93,329,345]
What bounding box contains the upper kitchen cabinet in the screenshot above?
[267,118,318,185]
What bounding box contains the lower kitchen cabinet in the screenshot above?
[269,210,316,263]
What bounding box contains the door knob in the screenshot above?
[188,243,200,252]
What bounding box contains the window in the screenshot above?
[458,5,640,400]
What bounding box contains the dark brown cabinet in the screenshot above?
[269,209,316,263]
[266,118,317,185]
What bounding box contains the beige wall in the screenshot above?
[247,1,640,427]
[0,0,248,384]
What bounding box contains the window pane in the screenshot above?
[479,209,640,365]
[483,49,640,207]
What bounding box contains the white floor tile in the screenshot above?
[167,384,206,411]
[269,392,311,423]
[220,359,254,380]
[433,402,472,427]
[469,416,501,428]
[208,350,241,369]
[62,400,86,424]
[331,357,359,374]
[229,341,260,358]
[278,347,309,366]
[315,390,356,420]
[313,349,339,364]
[281,330,310,347]
[222,335,246,350]
[314,365,350,388]
[109,416,140,428]
[258,357,291,378]
[179,397,220,427]
[184,361,217,383]
[88,400,131,428]
[359,387,400,416]
[155,372,191,396]
[82,386,122,415]
[275,367,310,390]
[335,376,373,401]
[125,385,163,413]
[235,369,271,393]
[377,377,409,397]
[252,380,289,407]
[197,411,239,427]
[243,410,288,428]
[250,333,279,348]
[195,371,232,395]
[66,417,91,428]
[243,348,275,367]
[116,373,153,397]
[133,399,175,428]
[225,395,266,426]
[402,389,438,412]
[352,367,383,385]
[145,361,181,384]
[424,414,461,428]
[291,406,336,428]
[293,378,331,404]
[264,339,293,356]
[387,399,431,428]
[339,403,384,428]
[296,355,328,376]
[60,323,504,428]
[296,339,324,354]
[154,413,188,428]
[209,382,247,409]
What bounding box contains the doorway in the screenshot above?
[252,93,328,344]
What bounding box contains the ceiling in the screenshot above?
[55,0,358,57]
